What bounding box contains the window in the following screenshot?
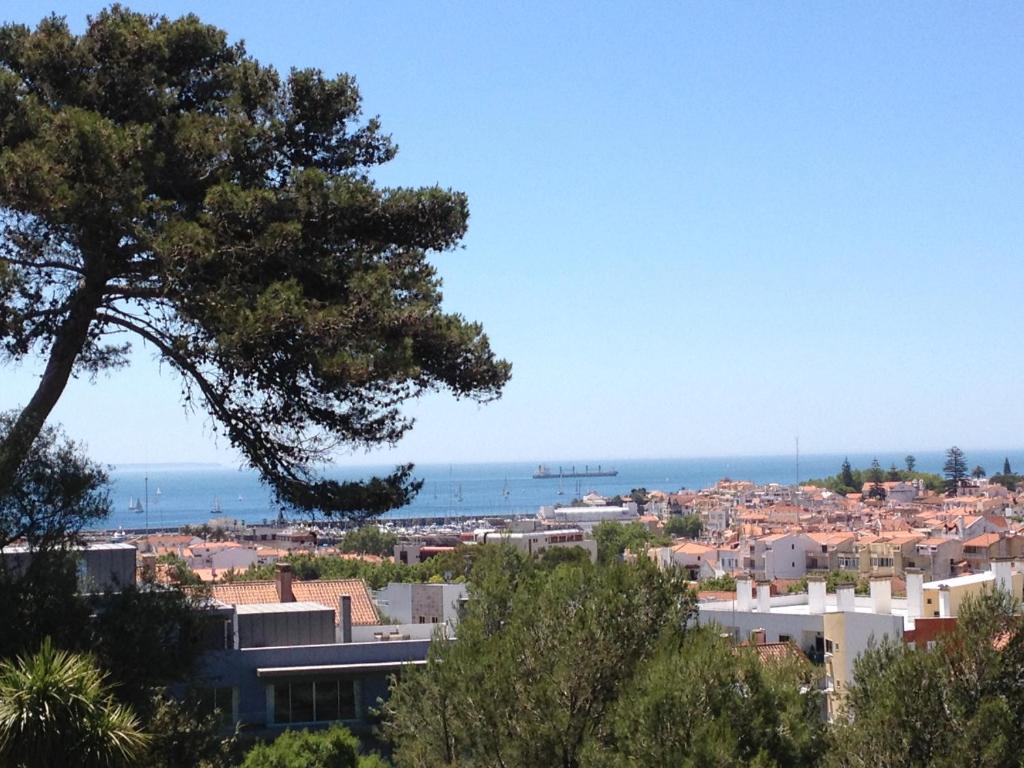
[273,680,356,724]
[778,634,791,642]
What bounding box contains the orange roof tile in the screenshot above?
[210,579,379,625]
[963,532,1002,549]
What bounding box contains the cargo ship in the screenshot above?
[532,464,618,479]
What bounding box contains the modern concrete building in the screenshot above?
[698,564,1024,720]
[1,542,137,592]
[374,582,467,625]
[473,528,598,561]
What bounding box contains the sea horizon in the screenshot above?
[97,449,1024,532]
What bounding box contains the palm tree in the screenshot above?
[0,639,148,768]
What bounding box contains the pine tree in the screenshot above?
[840,458,855,491]
[944,447,968,496]
[1004,457,1012,476]
[868,458,886,500]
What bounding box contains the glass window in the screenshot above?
[315,680,340,722]
[274,683,290,723]
[274,680,357,724]
[290,681,315,723]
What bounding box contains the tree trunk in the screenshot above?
[0,276,106,492]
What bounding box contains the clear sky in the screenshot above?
[3,2,1024,466]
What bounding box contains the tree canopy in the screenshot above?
[382,548,823,768]
[0,7,509,518]
[827,590,1024,768]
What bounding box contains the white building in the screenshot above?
[537,505,638,531]
[374,582,467,626]
[474,528,598,561]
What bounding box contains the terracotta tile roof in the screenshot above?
[963,532,1002,549]
[210,579,379,625]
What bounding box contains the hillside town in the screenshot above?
[7,455,1013,733]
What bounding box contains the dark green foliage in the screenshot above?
[537,545,592,569]
[698,573,737,591]
[0,7,509,517]
[787,570,869,596]
[867,458,886,500]
[807,463,944,495]
[240,724,385,768]
[382,551,821,768]
[593,629,824,768]
[89,585,208,712]
[826,589,1024,768]
[943,446,968,495]
[339,525,398,557]
[989,473,1021,492]
[905,454,916,473]
[591,520,667,565]
[140,694,239,768]
[840,458,855,491]
[887,463,901,481]
[1004,457,1012,475]
[971,465,986,479]
[232,543,481,589]
[0,412,109,551]
[665,513,703,539]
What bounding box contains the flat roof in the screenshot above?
[236,602,334,615]
[256,660,427,677]
[700,594,911,618]
[922,572,996,589]
[2,542,136,554]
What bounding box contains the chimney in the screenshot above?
[869,576,891,615]
[756,580,771,613]
[736,575,753,612]
[750,627,767,645]
[275,562,294,602]
[807,576,826,615]
[938,584,952,618]
[836,583,855,612]
[992,557,1013,596]
[905,568,924,619]
[338,594,352,644]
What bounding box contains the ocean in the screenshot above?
[98,449,1024,531]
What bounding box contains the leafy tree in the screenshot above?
[140,693,239,768]
[787,570,868,596]
[971,465,986,479]
[0,8,509,517]
[1004,457,1012,475]
[840,457,855,490]
[826,589,1024,768]
[0,412,109,551]
[989,473,1021,492]
[591,521,666,565]
[629,487,649,505]
[592,628,824,768]
[0,638,148,768]
[382,555,693,768]
[664,513,703,540]
[943,446,968,495]
[905,454,916,473]
[240,724,385,768]
[698,574,737,591]
[537,545,592,569]
[89,585,208,712]
[886,463,902,481]
[339,525,398,557]
[867,458,886,500]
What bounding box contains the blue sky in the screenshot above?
[3,2,1024,465]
